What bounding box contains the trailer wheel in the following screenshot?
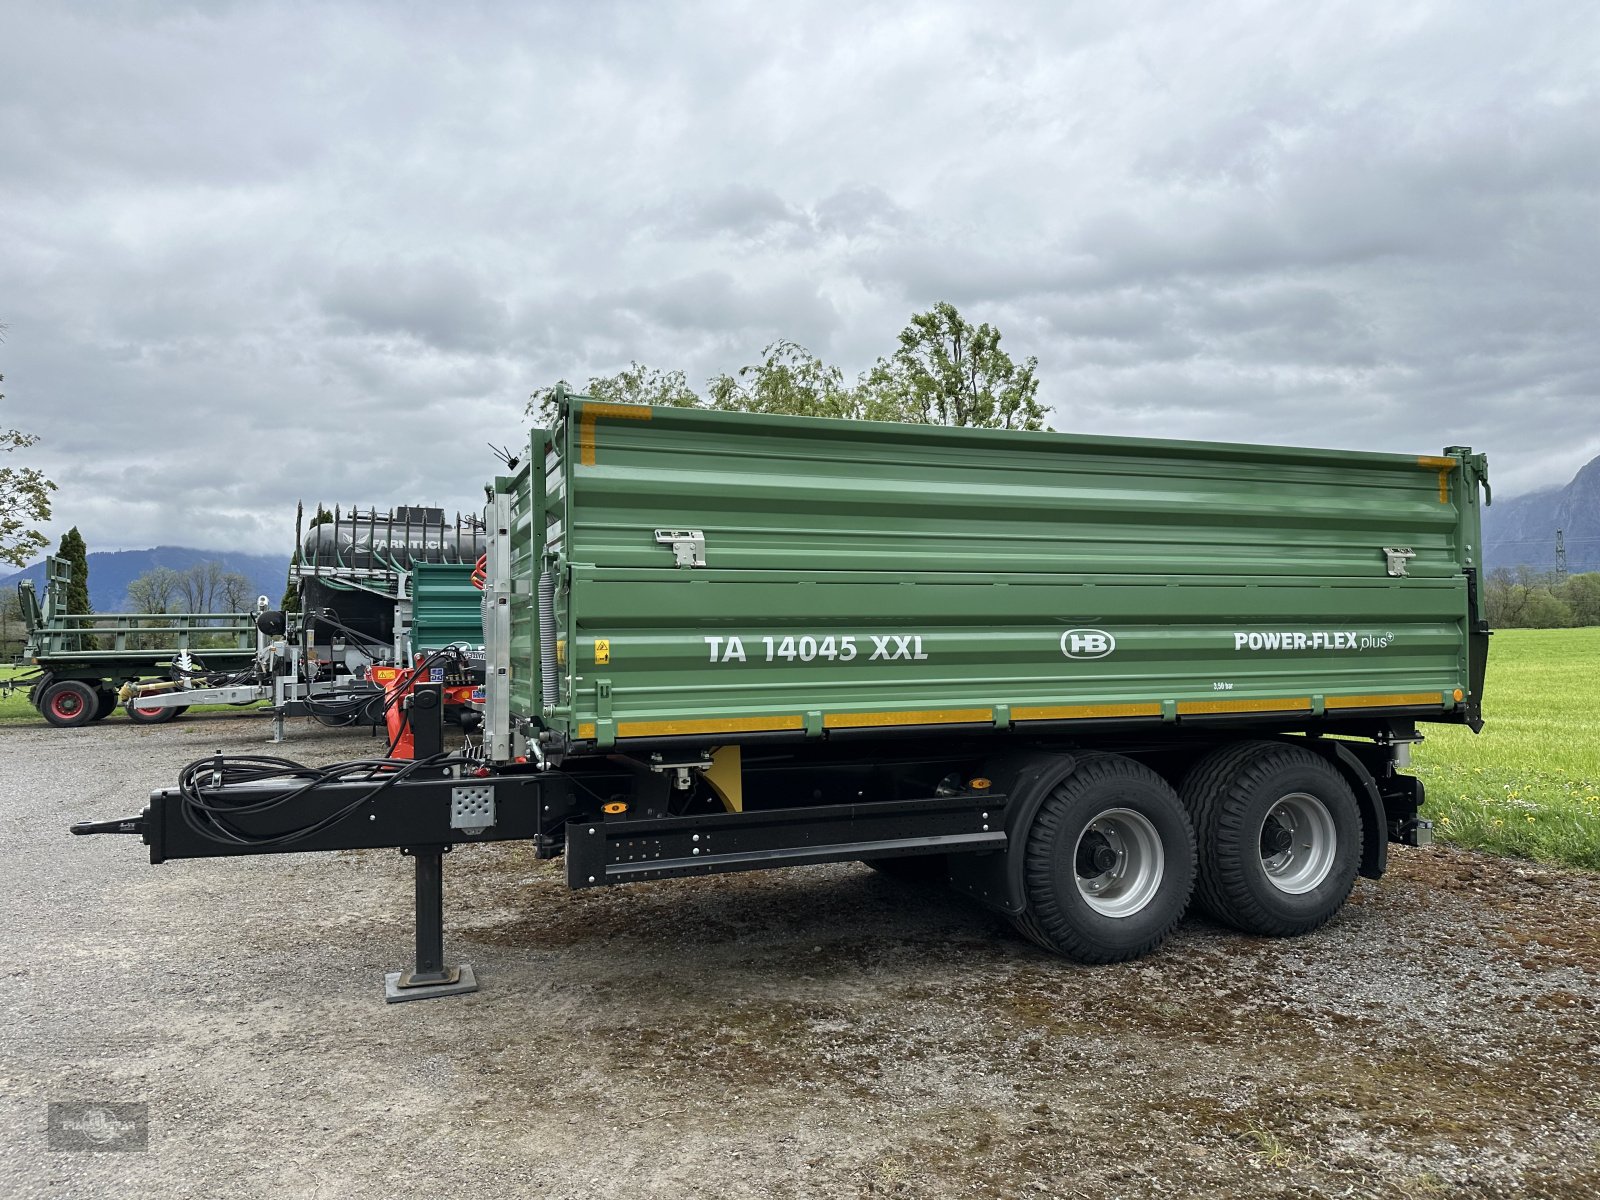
[126,698,179,724]
[40,680,99,727]
[1011,755,1196,963]
[864,854,948,883]
[92,688,118,721]
[1182,742,1361,937]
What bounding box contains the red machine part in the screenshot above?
[370,662,476,759]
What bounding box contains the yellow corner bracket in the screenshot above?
[579,402,652,466]
[1417,455,1456,504]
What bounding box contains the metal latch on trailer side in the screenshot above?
[654,529,707,568]
[1382,547,1416,577]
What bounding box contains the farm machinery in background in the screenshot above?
[8,506,488,745]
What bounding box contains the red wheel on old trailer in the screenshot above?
[126,697,180,724]
[40,680,99,728]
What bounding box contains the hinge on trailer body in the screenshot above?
[1382,547,1416,577]
[654,529,707,568]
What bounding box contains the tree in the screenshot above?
[0,584,23,659]
[2,323,59,568]
[178,560,229,613]
[706,340,870,420]
[1485,565,1572,628]
[126,566,182,614]
[58,526,91,613]
[218,570,256,614]
[529,365,700,425]
[864,302,1045,430]
[1559,572,1600,627]
[524,302,1049,432]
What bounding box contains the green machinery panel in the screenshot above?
[410,563,483,653]
[499,398,1488,749]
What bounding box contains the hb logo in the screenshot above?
[1060,629,1116,659]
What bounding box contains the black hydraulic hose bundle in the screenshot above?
[175,751,461,850]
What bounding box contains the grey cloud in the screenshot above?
[1,0,1597,554]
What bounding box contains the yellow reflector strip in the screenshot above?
[1013,702,1163,722]
[1326,693,1445,710]
[1416,455,1457,469]
[823,708,993,730]
[578,402,653,466]
[1178,697,1312,716]
[577,722,596,740]
[615,714,804,738]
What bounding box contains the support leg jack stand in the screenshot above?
[384,845,478,1003]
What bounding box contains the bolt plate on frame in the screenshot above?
[451,785,496,835]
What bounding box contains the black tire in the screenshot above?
[92,688,118,721]
[125,697,180,724]
[1182,741,1361,937]
[863,854,948,883]
[40,680,98,728]
[1011,755,1196,964]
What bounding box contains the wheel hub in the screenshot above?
[1072,808,1165,918]
[1258,792,1338,895]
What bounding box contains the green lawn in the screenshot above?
[1413,627,1600,870]
[0,663,40,726]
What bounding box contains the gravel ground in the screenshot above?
[3,717,1599,1199]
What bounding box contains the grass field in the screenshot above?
[6,631,1596,868]
[1413,627,1600,870]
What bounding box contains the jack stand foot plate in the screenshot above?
[383,964,478,1003]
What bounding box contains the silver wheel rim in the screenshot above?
[1073,807,1165,918]
[1259,792,1337,894]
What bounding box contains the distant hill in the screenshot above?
[1484,454,1600,575]
[1,546,288,613]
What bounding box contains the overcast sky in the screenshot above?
[2,0,1597,556]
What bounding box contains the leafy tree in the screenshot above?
[1485,566,1573,628]
[864,302,1045,430]
[1559,572,1600,627]
[707,340,870,420]
[1,336,58,568]
[126,566,182,614]
[524,303,1048,432]
[58,526,91,613]
[528,365,700,425]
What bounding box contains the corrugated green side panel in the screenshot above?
[410,563,484,651]
[512,400,1482,744]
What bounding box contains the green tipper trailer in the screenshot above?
[500,399,1489,753]
[76,395,1492,1001]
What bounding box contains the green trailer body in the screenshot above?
[498,398,1489,753]
[409,562,483,654]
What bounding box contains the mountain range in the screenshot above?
[1482,453,1600,576]
[1,546,288,614]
